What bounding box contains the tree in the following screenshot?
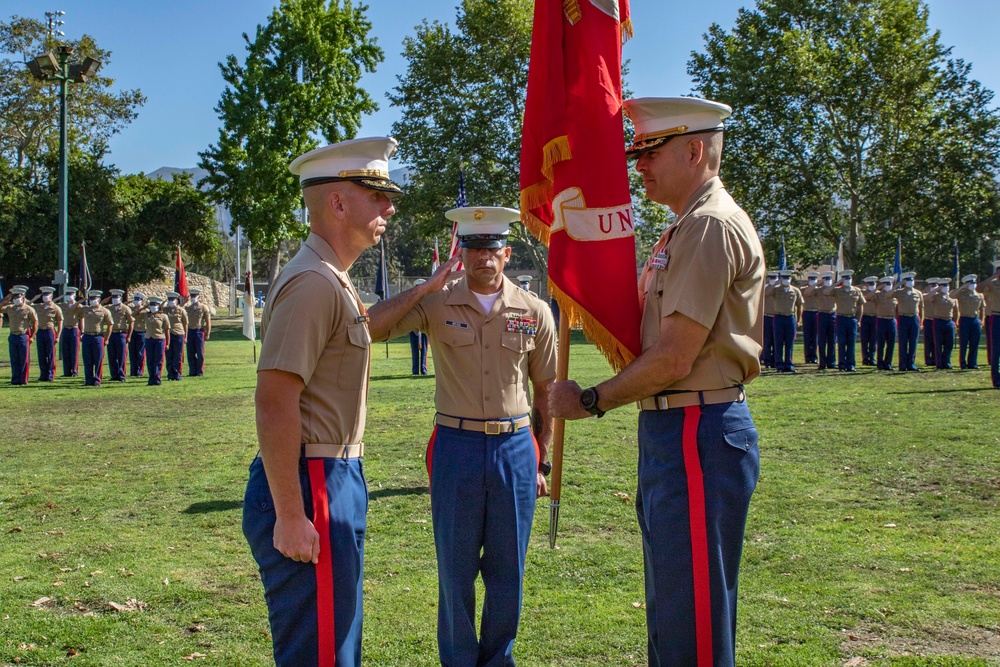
[387,0,547,288]
[198,0,383,284]
[0,157,219,288]
[0,15,145,180]
[689,0,1000,277]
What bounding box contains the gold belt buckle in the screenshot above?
[485,421,503,435]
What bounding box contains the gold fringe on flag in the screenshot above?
[548,280,637,374]
[563,0,582,24]
[621,18,633,44]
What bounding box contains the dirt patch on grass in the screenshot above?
[841,622,1000,659]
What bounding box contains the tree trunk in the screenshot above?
[267,250,281,286]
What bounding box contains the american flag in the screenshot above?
[449,169,466,268]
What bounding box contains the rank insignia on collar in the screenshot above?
[505,313,537,335]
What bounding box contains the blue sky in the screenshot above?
[5,0,1000,175]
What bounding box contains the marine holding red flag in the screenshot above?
[519,0,640,371]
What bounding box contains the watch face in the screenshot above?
[581,388,597,409]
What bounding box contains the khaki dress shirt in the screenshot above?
[862,289,878,316]
[929,293,957,320]
[78,305,113,335]
[955,288,985,318]
[832,285,865,317]
[163,305,188,335]
[143,312,171,339]
[814,286,837,313]
[979,277,1000,313]
[801,284,819,311]
[639,177,765,392]
[60,302,82,328]
[763,284,776,316]
[259,233,371,447]
[2,304,39,335]
[874,290,897,318]
[772,285,803,317]
[33,303,63,330]
[110,304,134,332]
[894,287,923,317]
[385,276,557,419]
[186,303,212,329]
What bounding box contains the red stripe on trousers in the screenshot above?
[307,459,336,667]
[682,405,713,667]
[425,426,438,492]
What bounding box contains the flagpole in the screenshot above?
[549,313,571,548]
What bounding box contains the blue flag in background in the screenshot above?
[778,237,787,271]
[375,238,389,301]
[456,169,468,208]
[893,237,902,281]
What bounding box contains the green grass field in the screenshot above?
[1,320,997,666]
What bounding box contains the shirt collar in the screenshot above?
[677,176,724,222]
[304,232,347,275]
[447,276,530,318]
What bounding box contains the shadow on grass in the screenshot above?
[370,374,436,382]
[370,485,428,501]
[182,500,244,514]
[888,387,999,395]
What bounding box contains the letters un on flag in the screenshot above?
[519,0,640,371]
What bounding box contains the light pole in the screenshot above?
[25,13,101,297]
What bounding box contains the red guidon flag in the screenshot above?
[519,0,640,371]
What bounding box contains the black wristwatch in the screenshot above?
[580,386,606,418]
[538,461,552,476]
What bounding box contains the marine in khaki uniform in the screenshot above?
[0,287,39,385]
[800,271,820,363]
[31,286,63,381]
[129,292,147,377]
[243,137,454,667]
[874,277,898,370]
[372,207,556,667]
[922,278,940,366]
[815,271,838,369]
[893,272,924,372]
[979,261,1000,387]
[184,288,212,376]
[771,270,803,372]
[551,97,764,666]
[761,270,778,368]
[860,276,879,366]
[59,287,83,377]
[76,290,113,386]
[931,278,959,369]
[162,292,189,381]
[955,274,985,370]
[103,289,133,382]
[138,297,171,385]
[831,270,865,371]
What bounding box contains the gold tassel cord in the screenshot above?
[563,0,582,24]
[621,17,634,44]
[548,281,637,374]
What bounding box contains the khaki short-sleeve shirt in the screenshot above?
[33,302,63,330]
[862,289,878,316]
[894,287,923,317]
[164,305,188,335]
[385,276,557,419]
[979,277,1000,312]
[80,305,113,334]
[955,288,984,318]
[133,305,147,332]
[929,293,956,320]
[874,290,897,318]
[2,303,39,335]
[144,312,171,339]
[640,177,765,392]
[110,304,134,332]
[259,233,370,447]
[801,284,819,310]
[185,303,211,329]
[772,285,802,316]
[833,285,865,317]
[814,285,837,313]
[763,284,776,316]
[60,302,82,328]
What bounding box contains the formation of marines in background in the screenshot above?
[762,263,1000,388]
[1,285,212,386]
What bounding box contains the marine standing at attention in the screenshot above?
[550,97,764,667]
